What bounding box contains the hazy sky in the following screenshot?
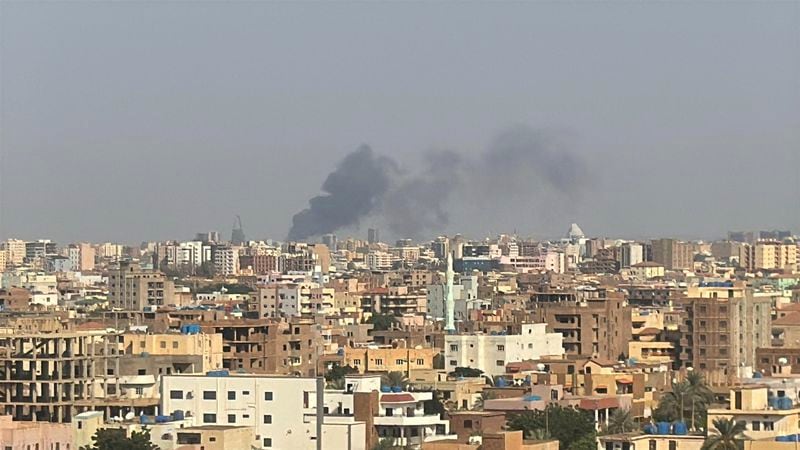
[1,2,798,244]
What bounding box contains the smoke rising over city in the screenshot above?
[288,126,588,240]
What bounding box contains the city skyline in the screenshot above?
[1,2,798,243]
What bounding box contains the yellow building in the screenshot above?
[707,386,800,441]
[123,332,223,372]
[598,433,705,450]
[344,346,438,374]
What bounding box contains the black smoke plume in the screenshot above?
[287,145,396,241]
[288,126,587,240]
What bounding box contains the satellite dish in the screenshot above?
[779,357,789,365]
[536,363,546,372]
[125,411,135,421]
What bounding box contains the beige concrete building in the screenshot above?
[122,332,223,372]
[751,241,798,271]
[707,386,800,441]
[175,425,254,450]
[108,261,175,310]
[344,346,438,374]
[651,238,695,270]
[680,284,772,384]
[0,415,74,450]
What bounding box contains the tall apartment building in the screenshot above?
[67,243,95,272]
[528,288,632,361]
[742,240,798,271]
[1,239,26,267]
[108,261,175,310]
[678,283,771,385]
[651,238,695,270]
[212,245,240,276]
[619,243,644,268]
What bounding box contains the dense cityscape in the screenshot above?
[0,224,797,450]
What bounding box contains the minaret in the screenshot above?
[444,250,455,332]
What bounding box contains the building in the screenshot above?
[707,385,800,441]
[0,332,121,422]
[679,284,771,384]
[747,241,798,271]
[161,373,365,450]
[629,262,665,280]
[67,243,96,272]
[651,239,695,271]
[344,346,438,373]
[598,432,705,450]
[213,245,240,276]
[368,228,380,244]
[444,324,564,376]
[0,415,73,450]
[528,288,632,361]
[1,239,27,267]
[108,261,175,310]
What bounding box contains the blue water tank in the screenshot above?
[776,436,790,442]
[391,386,402,393]
[657,422,671,435]
[155,415,170,423]
[523,395,542,402]
[496,378,507,388]
[380,386,391,393]
[753,372,763,378]
[770,397,780,409]
[207,370,229,377]
[673,422,688,435]
[173,410,185,420]
[643,424,657,434]
[140,415,154,424]
[780,397,793,410]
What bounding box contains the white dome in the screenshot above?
[567,223,585,239]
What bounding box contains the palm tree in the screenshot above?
[702,418,746,450]
[381,371,409,389]
[606,408,637,434]
[528,428,552,441]
[686,371,714,429]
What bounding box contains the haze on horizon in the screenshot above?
[0,2,798,244]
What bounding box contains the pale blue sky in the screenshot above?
[1,2,798,243]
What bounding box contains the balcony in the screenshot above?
[374,415,449,427]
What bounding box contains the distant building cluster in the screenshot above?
[0,224,798,450]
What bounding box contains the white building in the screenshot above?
[444,323,564,376]
[213,246,240,276]
[366,251,394,271]
[324,375,453,447]
[161,373,365,450]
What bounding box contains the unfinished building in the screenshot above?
[0,333,120,422]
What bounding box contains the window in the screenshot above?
[752,421,761,431]
[449,360,457,366]
[263,438,272,447]
[228,414,236,423]
[353,359,361,366]
[203,391,216,400]
[764,421,774,431]
[137,369,146,375]
[170,390,183,399]
[386,408,394,416]
[450,344,458,351]
[228,391,236,400]
[497,345,505,351]
[649,440,656,450]
[135,387,144,396]
[202,413,216,423]
[395,359,404,365]
[464,419,473,428]
[496,360,505,366]
[375,358,383,365]
[669,441,677,450]
[243,391,250,396]
[416,359,424,365]
[264,391,273,401]
[172,341,178,349]
[263,415,272,424]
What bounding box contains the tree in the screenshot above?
[381,371,409,389]
[654,373,714,430]
[327,377,346,390]
[507,405,595,449]
[324,364,358,383]
[702,418,746,450]
[473,390,496,410]
[80,429,159,450]
[367,313,397,331]
[449,367,484,378]
[605,408,637,434]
